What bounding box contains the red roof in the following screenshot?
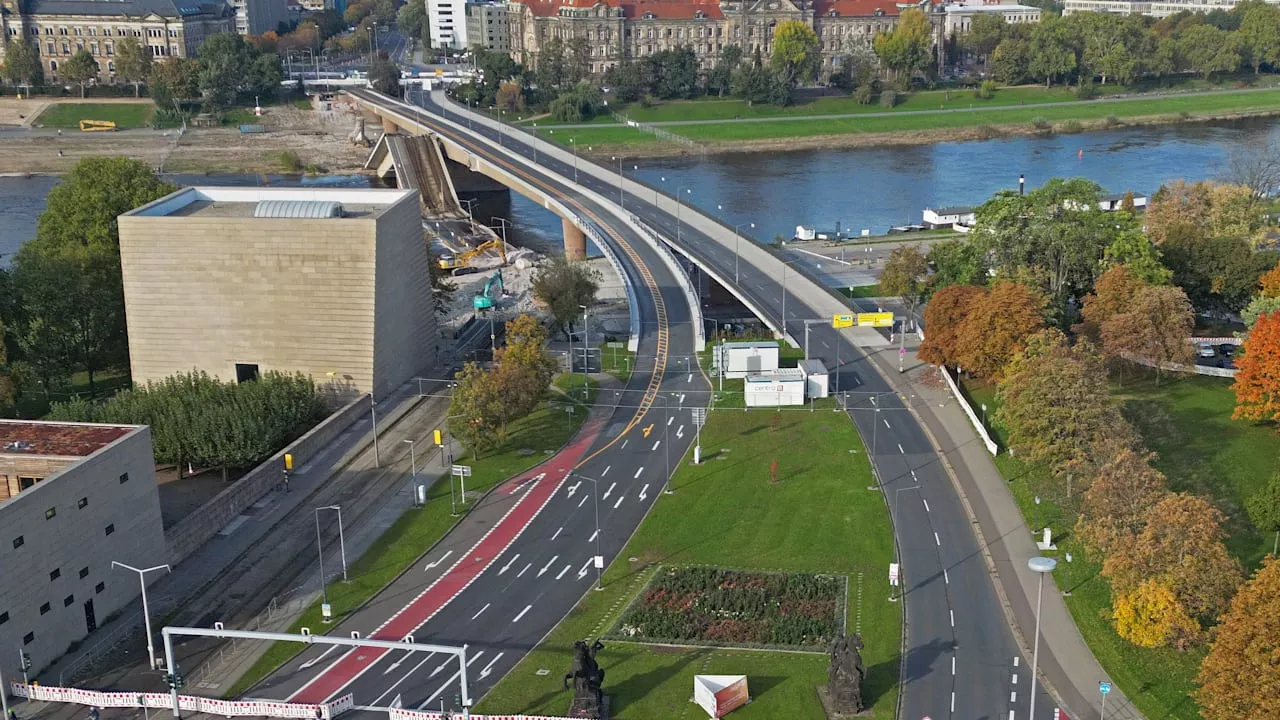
[812,0,902,16]
[0,421,134,457]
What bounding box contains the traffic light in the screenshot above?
[163,673,184,689]
[19,650,30,670]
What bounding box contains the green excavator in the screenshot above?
[473,270,504,310]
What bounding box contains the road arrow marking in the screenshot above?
[382,651,411,674]
[633,467,644,479]
[639,484,649,502]
[300,645,337,669]
[510,473,544,494]
[566,481,581,498]
[676,425,685,439]
[577,558,593,579]
[642,424,654,438]
[498,553,520,575]
[471,603,489,620]
[430,659,450,678]
[556,564,571,580]
[538,556,559,577]
[479,652,505,680]
[603,482,616,499]
[423,550,453,572]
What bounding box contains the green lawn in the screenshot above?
[958,371,1280,720]
[35,102,155,129]
[841,284,882,299]
[549,88,1280,149]
[599,342,635,384]
[226,382,592,698]
[476,399,900,719]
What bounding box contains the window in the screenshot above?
[63,595,74,607]
[94,582,105,594]
[119,472,129,484]
[59,26,68,35]
[45,507,56,520]
[104,524,114,536]
[78,497,88,509]
[12,536,23,549]
[61,42,69,54]
[39,603,50,615]
[23,632,33,645]
[49,568,60,581]
[106,42,113,56]
[90,41,98,55]
[73,27,81,35]
[170,44,178,56]
[108,61,115,72]
[79,567,89,579]
[49,60,57,71]
[235,364,260,383]
[47,43,54,55]
[19,476,37,490]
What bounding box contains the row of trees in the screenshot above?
[48,371,328,475]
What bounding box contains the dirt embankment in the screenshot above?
[0,99,373,175]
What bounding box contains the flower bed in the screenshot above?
[611,566,845,650]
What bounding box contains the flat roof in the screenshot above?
[798,359,828,373]
[745,368,805,382]
[0,420,137,458]
[722,341,780,350]
[123,187,417,220]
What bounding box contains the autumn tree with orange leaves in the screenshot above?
[953,281,1046,380]
[918,284,985,369]
[1078,265,1146,342]
[1076,448,1170,558]
[1100,284,1197,379]
[1195,557,1280,719]
[1233,310,1280,424]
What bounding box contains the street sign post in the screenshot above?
[856,312,894,327]
[451,465,472,513]
[1099,680,1112,720]
[832,314,854,329]
[691,407,707,465]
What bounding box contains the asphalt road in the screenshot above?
[400,92,1060,720]
[248,88,709,716]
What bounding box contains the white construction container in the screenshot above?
[716,341,780,379]
[798,359,829,399]
[744,368,806,407]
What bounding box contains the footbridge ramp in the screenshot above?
[367,133,463,218]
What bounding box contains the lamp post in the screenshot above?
[579,304,589,398]
[403,438,419,507]
[569,138,579,183]
[574,472,605,590]
[370,393,381,468]
[111,562,170,670]
[718,207,754,285]
[610,156,631,207]
[316,506,348,582]
[1028,556,1058,720]
[531,122,538,164]
[676,186,692,242]
[657,176,664,206]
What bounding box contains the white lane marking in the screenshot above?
[300,645,337,670]
[910,469,917,482]
[679,394,686,403]
[479,652,505,680]
[952,656,956,675]
[821,341,830,349]
[1013,656,1019,667]
[424,551,453,571]
[676,425,685,439]
[1012,674,1018,685]
[951,692,956,714]
[602,466,610,477]
[603,482,616,499]
[471,603,489,620]
[668,417,674,426]
[371,653,434,704]
[922,499,930,512]
[417,670,461,710]
[577,558,593,579]
[588,529,598,542]
[556,564,571,580]
[652,440,661,451]
[950,610,955,627]
[871,396,878,406]
[613,495,625,509]
[578,495,588,507]
[883,418,890,429]
[566,482,581,498]
[517,562,532,578]
[467,651,484,667]
[639,483,649,501]
[498,554,520,575]
[634,467,644,479]
[944,568,950,584]
[897,443,905,454]
[513,604,532,622]
[1010,691,1017,703]
[383,650,410,674]
[621,439,628,449]
[430,658,451,678]
[551,526,563,541]
[687,373,693,383]
[539,556,559,577]
[1009,712,1016,720]
[934,532,941,546]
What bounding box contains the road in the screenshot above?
[247,89,709,716]
[400,90,1060,720]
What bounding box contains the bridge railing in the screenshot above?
[546,197,641,353]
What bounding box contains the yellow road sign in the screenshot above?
[833,314,854,329]
[435,68,444,77]
[434,429,443,446]
[642,424,654,438]
[856,312,895,328]
[284,453,293,471]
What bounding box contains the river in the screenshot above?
[4,117,1280,258]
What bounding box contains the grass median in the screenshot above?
[225,378,595,699]
[35,101,155,129]
[476,395,900,719]
[959,371,1278,720]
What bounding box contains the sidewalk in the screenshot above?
[864,339,1143,720]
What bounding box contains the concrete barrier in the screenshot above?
[163,393,371,566]
[1123,353,1238,378]
[939,367,999,456]
[547,197,641,353]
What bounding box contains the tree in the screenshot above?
[604,60,648,103]
[397,0,430,42]
[494,81,525,113]
[953,280,1046,380]
[196,33,253,110]
[770,20,821,87]
[1239,1,1280,73]
[643,47,699,100]
[1,39,44,92]
[149,56,198,112]
[34,157,175,251]
[1178,24,1243,78]
[918,284,986,368]
[997,329,1123,489]
[1243,295,1280,327]
[925,239,986,293]
[708,44,743,97]
[1163,232,1278,316]
[1028,16,1077,87]
[873,8,933,79]
[493,314,556,421]
[531,255,600,339]
[448,361,506,458]
[1195,556,1280,719]
[114,37,152,98]
[62,49,99,99]
[991,36,1031,85]
[1247,473,1280,556]
[1234,311,1280,424]
[1079,265,1147,341]
[1259,260,1280,297]
[1100,284,1196,377]
[1074,12,1149,85]
[879,245,928,328]
[732,58,788,107]
[368,57,402,97]
[1113,579,1200,648]
[962,13,1005,69]
[246,52,284,100]
[1102,230,1172,285]
[1104,493,1242,625]
[1077,447,1170,558]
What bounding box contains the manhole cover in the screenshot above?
[518,448,536,456]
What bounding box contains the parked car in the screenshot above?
[1219,343,1237,357]
[1197,342,1216,358]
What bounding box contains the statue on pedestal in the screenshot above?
[827,632,867,714]
[564,639,606,718]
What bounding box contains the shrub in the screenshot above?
[278,150,301,172]
[1180,110,1192,119]
[1075,80,1099,99]
[854,84,874,105]
[973,79,996,100]
[1060,120,1083,133]
[975,124,999,138]
[1031,116,1052,130]
[880,89,898,108]
[1104,114,1121,127]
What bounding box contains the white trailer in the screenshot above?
[798,359,829,399]
[744,369,806,407]
[717,341,781,379]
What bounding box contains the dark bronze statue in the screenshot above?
[564,639,606,718]
[827,632,867,714]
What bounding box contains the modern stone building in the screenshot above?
[117,187,437,402]
[229,0,290,36]
[1062,0,1279,16]
[0,0,234,84]
[506,0,944,77]
[467,0,512,52]
[430,0,469,48]
[0,420,166,676]
[942,0,1039,37]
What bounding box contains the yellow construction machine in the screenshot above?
[78,120,117,132]
[438,239,507,271]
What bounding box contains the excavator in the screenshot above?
[473,271,504,310]
[438,239,507,273]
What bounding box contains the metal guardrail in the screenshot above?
[546,197,641,353]
[629,216,708,351]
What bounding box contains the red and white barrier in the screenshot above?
[389,709,572,720]
[10,683,353,720]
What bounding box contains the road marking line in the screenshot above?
[1009,712,1015,720]
[551,526,563,541]
[577,558,593,579]
[951,692,955,714]
[578,496,588,507]
[952,656,956,675]
[687,373,692,383]
[566,482,581,498]
[424,551,453,571]
[613,495,625,509]
[467,650,484,667]
[538,556,559,577]
[934,532,941,546]
[430,659,450,678]
[300,646,337,670]
[676,425,685,439]
[588,529,598,542]
[556,563,571,580]
[944,568,950,584]
[471,604,489,620]
[634,467,644,479]
[498,554,520,575]
[370,653,434,704]
[652,440,661,451]
[417,670,460,710]
[897,443,905,454]
[1010,691,1017,703]
[517,562,532,577]
[910,469,917,482]
[679,394,686,403]
[922,499,930,512]
[1014,656,1019,667]
[1012,673,1018,685]
[950,610,955,627]
[479,652,504,679]
[883,418,890,429]
[621,440,628,449]
[603,482,616,499]
[668,417,674,425]
[513,604,532,622]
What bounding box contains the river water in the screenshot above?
[3,117,1279,257]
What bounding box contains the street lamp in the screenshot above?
[111,562,170,670]
[315,505,349,622]
[403,438,419,507]
[610,156,634,208]
[531,122,538,164]
[569,138,579,183]
[1028,556,1058,720]
[718,205,755,285]
[676,186,692,242]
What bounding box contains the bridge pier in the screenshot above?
[563,217,586,260]
[380,114,399,134]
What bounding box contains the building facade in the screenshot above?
[0,0,233,83]
[117,187,438,402]
[1062,0,1279,16]
[467,0,511,51]
[942,0,1039,36]
[229,0,290,36]
[507,0,943,76]
[0,421,166,676]
[430,0,469,48]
